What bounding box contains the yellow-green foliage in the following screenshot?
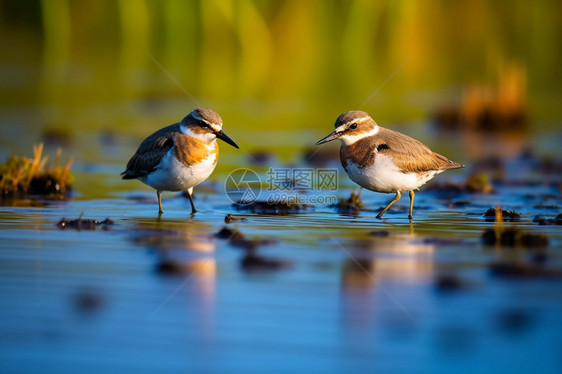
[0,144,73,197]
[25,0,562,128]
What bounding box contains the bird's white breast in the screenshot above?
[344,153,438,193]
[142,146,217,192]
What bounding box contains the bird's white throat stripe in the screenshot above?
[181,124,217,143]
[340,125,380,145]
[335,116,372,133]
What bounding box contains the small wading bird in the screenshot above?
[316,110,464,220]
[122,108,239,214]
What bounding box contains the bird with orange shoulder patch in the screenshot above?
[122,108,239,214]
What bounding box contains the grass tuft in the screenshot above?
[0,143,73,199]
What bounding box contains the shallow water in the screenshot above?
[1,1,562,371]
[1,156,561,373]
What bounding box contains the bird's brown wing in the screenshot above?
[376,127,464,173]
[121,123,179,179]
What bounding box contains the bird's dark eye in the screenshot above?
[350,123,358,130]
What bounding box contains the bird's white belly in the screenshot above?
[345,153,438,193]
[142,148,217,192]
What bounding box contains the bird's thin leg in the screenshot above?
[376,191,401,219]
[408,190,415,221]
[157,190,163,214]
[186,187,197,214]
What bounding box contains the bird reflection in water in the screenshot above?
[131,219,217,340]
[339,232,434,341]
[341,232,435,287]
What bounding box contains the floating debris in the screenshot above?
[329,189,365,215]
[533,214,562,226]
[214,227,282,270]
[224,214,246,224]
[241,250,291,272]
[214,226,274,249]
[483,207,521,221]
[57,215,114,231]
[233,200,313,214]
[215,227,283,270]
[213,227,235,239]
[0,143,73,199]
[214,226,245,240]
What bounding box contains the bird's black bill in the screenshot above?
[216,130,239,149]
[315,131,340,145]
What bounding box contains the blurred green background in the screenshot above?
[0,0,561,169]
[2,3,562,371]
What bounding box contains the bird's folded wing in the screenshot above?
[377,128,464,173]
[121,124,178,179]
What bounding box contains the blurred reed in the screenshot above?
[0,0,560,133]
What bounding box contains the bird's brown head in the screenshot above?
[316,110,379,146]
[181,108,239,148]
